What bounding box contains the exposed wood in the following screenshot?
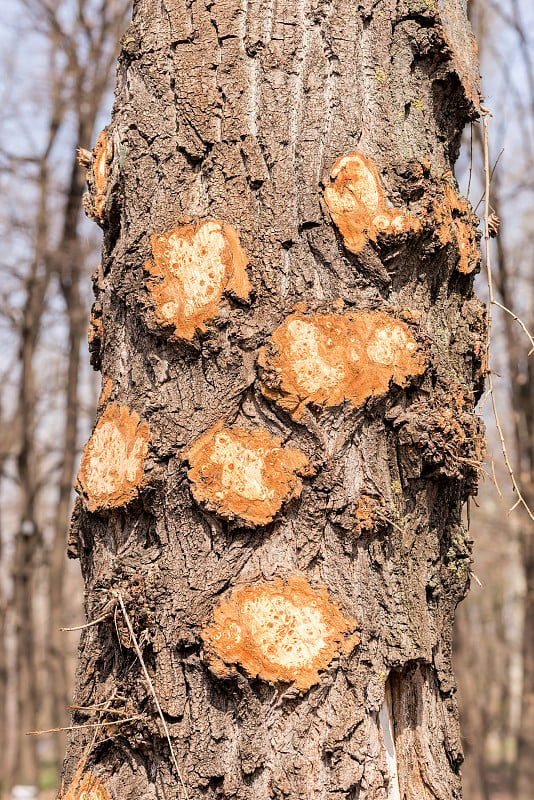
[259,309,425,419]
[75,404,150,513]
[183,422,311,526]
[203,575,359,691]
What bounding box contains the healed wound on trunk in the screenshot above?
[259,309,425,419]
[202,576,359,691]
[434,181,479,274]
[182,422,312,526]
[145,218,252,339]
[325,152,479,276]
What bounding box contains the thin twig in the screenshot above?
[510,498,522,513]
[478,386,492,411]
[474,146,505,212]
[27,716,142,735]
[469,571,484,589]
[454,455,489,474]
[116,591,190,800]
[69,693,126,712]
[482,112,534,522]
[490,455,503,498]
[60,611,112,632]
[492,300,534,355]
[374,511,404,534]
[55,690,124,798]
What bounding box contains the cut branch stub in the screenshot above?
[145,219,252,339]
[202,576,359,691]
[75,403,150,513]
[182,422,311,525]
[259,310,425,419]
[92,130,109,219]
[63,773,111,800]
[434,182,479,274]
[324,152,421,253]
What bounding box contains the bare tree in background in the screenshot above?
[0,0,130,793]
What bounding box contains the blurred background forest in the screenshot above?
[0,0,533,798]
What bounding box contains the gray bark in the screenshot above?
[62,0,484,798]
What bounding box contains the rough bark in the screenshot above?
[62,0,484,798]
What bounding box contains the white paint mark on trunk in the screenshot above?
[379,682,401,800]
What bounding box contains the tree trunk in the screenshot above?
[62,0,484,797]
